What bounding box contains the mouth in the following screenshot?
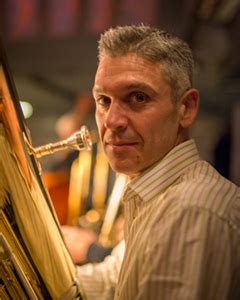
[106,139,138,146]
[106,140,138,152]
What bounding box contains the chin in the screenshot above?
[110,162,132,175]
[110,162,141,178]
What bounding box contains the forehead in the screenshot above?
[93,54,167,95]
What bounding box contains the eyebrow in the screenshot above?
[92,86,103,95]
[125,82,155,93]
[93,81,156,96]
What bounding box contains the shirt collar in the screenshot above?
[123,139,200,203]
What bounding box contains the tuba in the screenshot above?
[0,39,91,299]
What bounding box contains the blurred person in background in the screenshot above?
[53,92,96,171]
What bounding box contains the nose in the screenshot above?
[104,101,128,131]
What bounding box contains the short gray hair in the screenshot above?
[98,25,194,101]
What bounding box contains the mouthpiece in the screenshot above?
[34,125,92,158]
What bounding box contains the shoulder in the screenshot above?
[167,160,240,229]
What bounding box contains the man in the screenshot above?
[77,25,240,299]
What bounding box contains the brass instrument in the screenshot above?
[67,140,126,248]
[98,174,127,247]
[33,126,92,158]
[0,39,91,299]
[68,142,110,227]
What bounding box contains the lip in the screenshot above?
[106,140,137,146]
[106,140,138,151]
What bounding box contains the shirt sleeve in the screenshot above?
[76,240,125,300]
[137,206,239,300]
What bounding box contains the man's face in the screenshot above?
[93,54,185,178]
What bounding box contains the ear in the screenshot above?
[179,88,199,128]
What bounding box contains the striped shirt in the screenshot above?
[78,139,240,300]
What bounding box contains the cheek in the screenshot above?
[95,111,102,128]
[148,114,179,144]
[95,112,105,138]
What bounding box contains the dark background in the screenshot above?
[0,0,239,184]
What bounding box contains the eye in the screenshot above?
[131,92,149,104]
[96,96,111,108]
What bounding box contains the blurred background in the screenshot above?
[0,0,239,185]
